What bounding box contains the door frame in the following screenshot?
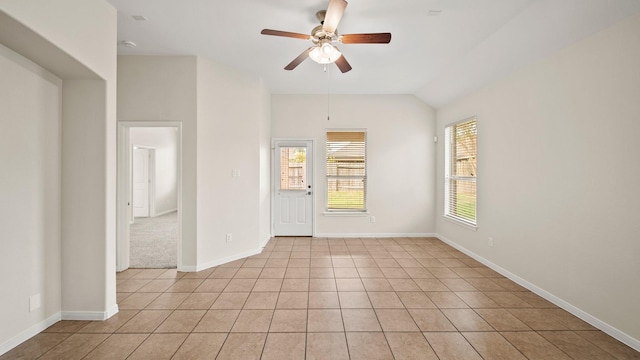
[271,138,316,237]
[117,121,182,272]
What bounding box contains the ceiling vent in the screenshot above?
[131,15,147,21]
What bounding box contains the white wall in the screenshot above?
[196,57,269,267]
[435,13,640,346]
[0,0,117,354]
[62,79,112,316]
[0,0,116,79]
[1,0,118,320]
[259,80,272,246]
[118,55,270,271]
[130,127,179,215]
[0,44,62,348]
[272,94,436,237]
[117,56,198,267]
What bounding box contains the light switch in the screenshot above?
[232,169,240,177]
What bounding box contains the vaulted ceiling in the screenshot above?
[107,0,640,108]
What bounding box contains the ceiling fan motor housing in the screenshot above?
[311,24,338,44]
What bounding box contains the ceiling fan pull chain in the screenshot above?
[327,64,331,121]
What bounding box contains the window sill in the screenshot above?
[323,211,370,217]
[443,215,478,231]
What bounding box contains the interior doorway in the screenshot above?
[117,122,182,271]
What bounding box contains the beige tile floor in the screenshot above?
[2,237,639,359]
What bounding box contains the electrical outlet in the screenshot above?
[29,294,41,312]
[226,233,232,242]
[488,237,494,247]
[370,216,376,223]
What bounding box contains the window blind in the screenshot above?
[445,118,477,225]
[326,131,366,211]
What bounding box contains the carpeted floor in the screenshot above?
[130,211,177,268]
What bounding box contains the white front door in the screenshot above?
[133,147,150,218]
[273,140,313,236]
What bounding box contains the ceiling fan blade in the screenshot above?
[341,33,392,44]
[323,0,348,34]
[261,29,310,40]
[335,54,352,73]
[285,47,314,70]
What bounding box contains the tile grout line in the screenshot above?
[19,237,637,360]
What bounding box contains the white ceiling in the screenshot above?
[107,0,640,108]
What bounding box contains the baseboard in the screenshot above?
[435,233,640,352]
[315,232,436,238]
[105,304,119,319]
[260,235,272,248]
[0,312,61,356]
[61,304,119,321]
[181,246,264,272]
[153,208,177,217]
[178,264,197,272]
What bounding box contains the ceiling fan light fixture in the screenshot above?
[309,42,341,64]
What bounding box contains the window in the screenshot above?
[326,131,366,211]
[445,117,477,226]
[279,147,307,190]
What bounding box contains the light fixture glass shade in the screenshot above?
[309,42,342,64]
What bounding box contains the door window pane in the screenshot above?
[280,147,307,190]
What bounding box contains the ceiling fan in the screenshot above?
[260,0,391,73]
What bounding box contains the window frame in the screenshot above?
[444,117,478,229]
[325,129,367,213]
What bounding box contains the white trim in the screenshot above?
[0,312,61,356]
[325,129,368,213]
[444,117,478,229]
[105,304,119,319]
[435,233,640,352]
[445,115,478,128]
[442,215,478,231]
[315,233,436,238]
[325,127,368,132]
[260,235,272,248]
[322,212,370,217]
[117,121,183,272]
[153,208,178,217]
[116,124,131,271]
[180,246,264,272]
[178,265,196,272]
[61,304,118,321]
